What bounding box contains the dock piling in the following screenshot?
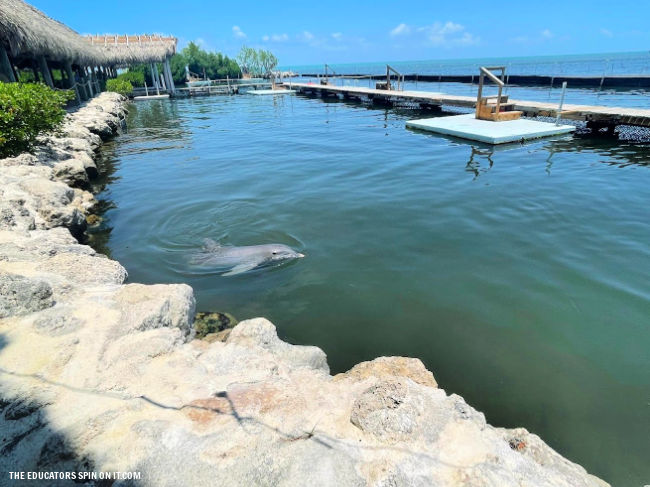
[556,81,567,126]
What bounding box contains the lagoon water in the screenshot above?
[93,83,650,486]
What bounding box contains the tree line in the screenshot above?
[125,43,278,86]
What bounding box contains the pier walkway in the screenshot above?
[290,82,650,129]
[300,73,650,89]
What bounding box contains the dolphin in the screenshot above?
[191,238,304,276]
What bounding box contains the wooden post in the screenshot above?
[0,45,16,82]
[38,56,54,88]
[151,63,160,95]
[164,58,175,95]
[85,68,94,97]
[159,71,166,91]
[64,61,80,103]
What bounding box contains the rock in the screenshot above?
[0,273,54,318]
[194,311,238,339]
[0,197,36,232]
[0,153,39,167]
[85,214,102,226]
[32,308,81,336]
[53,159,89,188]
[113,283,195,335]
[337,356,438,388]
[39,253,127,284]
[227,318,330,373]
[350,380,421,441]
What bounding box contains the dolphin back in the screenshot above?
[202,238,222,251]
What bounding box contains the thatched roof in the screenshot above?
[0,0,177,67]
[89,35,177,67]
[0,0,104,64]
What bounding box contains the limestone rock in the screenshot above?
[40,253,127,285]
[337,356,438,388]
[228,318,330,373]
[350,380,422,441]
[114,283,195,335]
[0,272,54,318]
[53,159,90,188]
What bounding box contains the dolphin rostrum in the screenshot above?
[191,238,304,276]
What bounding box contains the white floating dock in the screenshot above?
[133,94,170,101]
[406,114,575,144]
[249,89,296,96]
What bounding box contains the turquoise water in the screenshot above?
[93,89,650,486]
[284,50,650,76]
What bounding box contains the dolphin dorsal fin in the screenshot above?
[203,238,222,251]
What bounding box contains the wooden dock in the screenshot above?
[176,81,273,97]
[300,73,650,89]
[290,82,650,129]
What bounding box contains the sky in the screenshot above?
[31,0,650,66]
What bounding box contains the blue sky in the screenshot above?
[32,0,650,66]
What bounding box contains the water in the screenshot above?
[284,50,650,76]
[92,87,650,487]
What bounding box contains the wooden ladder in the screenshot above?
[475,67,522,121]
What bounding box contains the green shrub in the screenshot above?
[0,82,74,158]
[106,78,133,96]
[117,70,145,87]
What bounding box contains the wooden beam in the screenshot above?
[164,58,175,95]
[64,61,80,103]
[85,67,95,97]
[38,56,54,88]
[0,45,16,82]
[151,63,160,95]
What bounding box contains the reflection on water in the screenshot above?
[93,92,649,487]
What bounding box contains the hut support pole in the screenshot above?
[0,46,16,82]
[159,72,166,91]
[86,68,95,97]
[38,56,54,88]
[77,67,89,100]
[64,61,80,104]
[164,58,175,96]
[151,63,160,95]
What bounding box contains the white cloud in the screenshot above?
[331,32,342,40]
[390,23,411,37]
[263,33,289,42]
[232,25,246,39]
[600,28,613,38]
[300,31,314,41]
[541,29,553,39]
[418,21,478,47]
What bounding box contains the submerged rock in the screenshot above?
[194,310,238,340]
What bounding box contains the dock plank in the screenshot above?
[290,82,650,128]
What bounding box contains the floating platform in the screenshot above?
[406,114,575,144]
[249,89,296,96]
[133,94,169,101]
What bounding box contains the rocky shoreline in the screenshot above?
[0,92,608,486]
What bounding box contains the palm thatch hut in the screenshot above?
[88,34,178,95]
[89,35,177,68]
[0,0,105,65]
[0,0,177,97]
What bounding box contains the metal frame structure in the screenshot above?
[476,66,506,117]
